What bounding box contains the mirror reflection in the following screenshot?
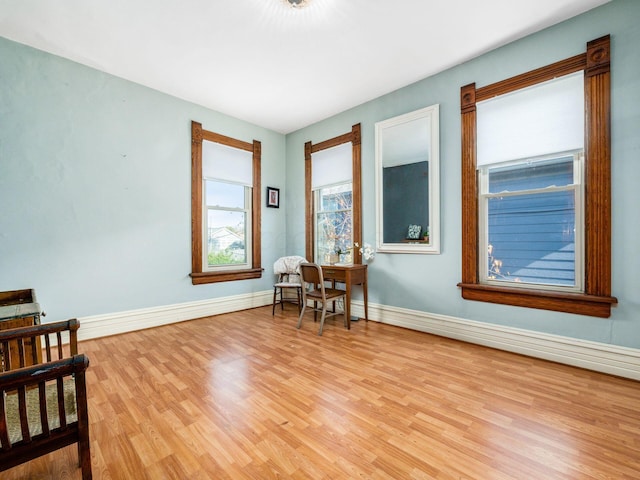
[375,104,440,254]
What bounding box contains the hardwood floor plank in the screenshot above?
[3,306,640,479]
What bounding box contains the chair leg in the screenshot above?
[344,302,348,329]
[318,302,328,336]
[272,287,278,315]
[296,301,307,329]
[78,436,92,480]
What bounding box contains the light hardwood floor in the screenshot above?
[5,306,640,479]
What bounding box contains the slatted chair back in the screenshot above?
[0,318,79,372]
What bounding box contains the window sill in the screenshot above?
[457,283,617,318]
[191,268,263,285]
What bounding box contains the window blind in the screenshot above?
[202,140,253,186]
[477,72,584,167]
[311,142,352,190]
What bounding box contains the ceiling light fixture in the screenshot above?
[285,0,310,8]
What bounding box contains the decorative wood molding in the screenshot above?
[190,269,263,285]
[352,122,361,146]
[458,283,617,318]
[304,141,313,262]
[458,36,617,317]
[202,130,253,151]
[586,35,610,78]
[310,131,354,153]
[352,124,363,264]
[476,53,586,102]
[584,35,612,297]
[191,121,203,145]
[190,121,262,285]
[191,121,203,274]
[460,86,478,285]
[252,140,262,269]
[460,83,476,114]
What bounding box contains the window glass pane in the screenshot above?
[206,180,245,209]
[488,156,573,193]
[316,211,353,260]
[315,183,353,262]
[487,190,575,287]
[207,209,247,266]
[318,184,352,212]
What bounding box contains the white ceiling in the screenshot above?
[0,0,610,134]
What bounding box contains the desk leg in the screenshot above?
[363,277,368,322]
[345,278,351,330]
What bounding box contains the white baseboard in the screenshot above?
[351,300,640,381]
[77,292,640,381]
[78,290,273,341]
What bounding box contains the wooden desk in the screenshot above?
[320,264,368,329]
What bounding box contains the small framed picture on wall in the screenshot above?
[267,186,280,208]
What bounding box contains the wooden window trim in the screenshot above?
[190,121,262,285]
[305,124,362,264]
[458,35,617,317]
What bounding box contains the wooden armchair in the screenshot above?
[0,319,91,479]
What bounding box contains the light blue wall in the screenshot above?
[285,0,640,348]
[1,0,638,349]
[0,37,287,319]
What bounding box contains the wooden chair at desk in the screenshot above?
[297,263,347,336]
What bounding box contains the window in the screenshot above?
[190,121,262,284]
[479,152,583,290]
[315,183,353,263]
[305,124,362,264]
[205,180,251,269]
[459,35,617,317]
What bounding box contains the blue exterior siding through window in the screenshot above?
[487,158,576,286]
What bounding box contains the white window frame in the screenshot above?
[478,151,584,292]
[203,179,252,272]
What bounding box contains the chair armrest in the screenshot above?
[0,318,79,342]
[0,354,88,391]
[0,319,80,370]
